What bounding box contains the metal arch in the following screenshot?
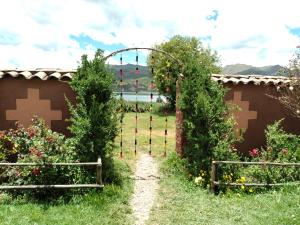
[104,47,184,75]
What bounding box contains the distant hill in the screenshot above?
[109,64,152,92]
[222,64,284,76]
[108,63,285,92]
[109,64,151,79]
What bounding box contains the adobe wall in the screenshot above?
[224,83,300,154]
[0,77,76,136]
[1,77,300,155]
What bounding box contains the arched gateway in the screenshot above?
[104,47,185,157]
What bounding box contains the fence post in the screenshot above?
[96,157,103,186]
[211,161,217,193]
[175,74,185,156]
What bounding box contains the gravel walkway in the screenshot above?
[130,154,159,225]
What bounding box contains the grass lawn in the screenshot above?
[147,153,300,225]
[0,158,134,225]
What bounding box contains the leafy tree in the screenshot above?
[148,35,221,108]
[68,49,119,182]
[276,47,300,118]
[180,56,239,185]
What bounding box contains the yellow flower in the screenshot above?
[195,176,203,184]
[241,185,245,190]
[239,176,246,183]
[249,188,253,193]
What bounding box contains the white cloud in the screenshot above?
[0,0,299,68]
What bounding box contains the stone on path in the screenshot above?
[130,154,159,225]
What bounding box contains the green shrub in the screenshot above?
[180,57,240,187]
[242,120,300,185]
[224,120,300,193]
[117,100,173,115]
[0,118,87,199]
[68,49,119,182]
[263,119,300,162]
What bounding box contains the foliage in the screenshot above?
[118,100,157,113]
[180,55,239,187]
[68,49,119,182]
[276,47,300,118]
[219,120,300,193]
[0,157,134,225]
[156,95,163,103]
[264,119,300,162]
[0,118,87,199]
[117,100,172,115]
[148,153,300,225]
[240,120,300,186]
[148,35,221,108]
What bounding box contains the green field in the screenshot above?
[147,153,300,225]
[0,112,299,225]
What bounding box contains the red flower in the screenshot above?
[46,136,55,143]
[27,127,37,138]
[249,148,259,157]
[36,151,43,158]
[32,167,40,176]
[29,147,37,155]
[29,147,43,158]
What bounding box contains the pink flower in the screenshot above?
[15,169,21,177]
[249,148,259,157]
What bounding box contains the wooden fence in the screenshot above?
[211,160,300,193]
[0,157,103,189]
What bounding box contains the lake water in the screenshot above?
[114,92,166,102]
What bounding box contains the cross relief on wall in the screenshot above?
[226,91,257,130]
[6,88,62,128]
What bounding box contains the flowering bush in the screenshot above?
[240,120,300,188]
[194,170,207,186]
[0,118,89,199]
[215,120,300,194]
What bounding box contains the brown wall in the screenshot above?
[224,83,300,154]
[0,78,76,136]
[1,78,300,155]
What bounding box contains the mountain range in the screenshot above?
[222,64,284,76]
[110,63,285,91]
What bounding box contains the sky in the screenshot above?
[0,0,300,69]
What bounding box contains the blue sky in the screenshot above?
[0,0,299,69]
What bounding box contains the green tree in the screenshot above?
[68,49,119,182]
[180,56,239,185]
[148,35,221,108]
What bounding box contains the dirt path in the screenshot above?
[130,154,159,225]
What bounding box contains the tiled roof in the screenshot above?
[0,69,294,85]
[212,74,292,85]
[0,69,76,81]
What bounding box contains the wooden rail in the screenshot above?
[211,160,300,193]
[0,157,103,190]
